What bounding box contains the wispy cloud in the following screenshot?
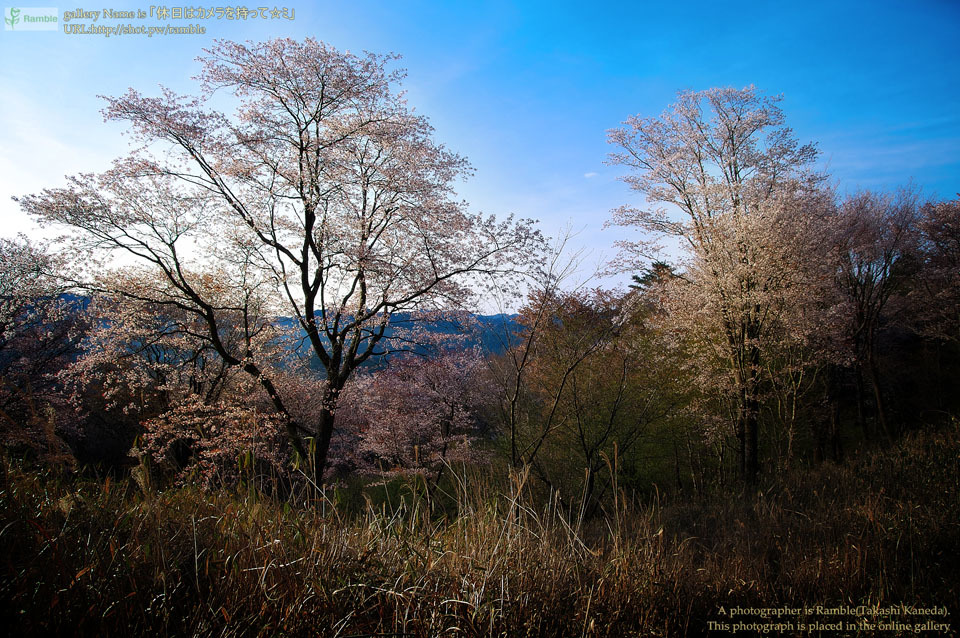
[583,171,598,178]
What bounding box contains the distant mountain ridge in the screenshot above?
[277,311,521,367]
[52,295,520,363]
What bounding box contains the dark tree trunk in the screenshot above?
[673,439,684,494]
[311,384,341,483]
[743,399,760,484]
[830,395,843,462]
[736,416,746,480]
[866,350,889,438]
[817,365,844,464]
[741,345,761,484]
[855,365,869,438]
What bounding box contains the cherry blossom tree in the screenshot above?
[914,197,960,344]
[0,236,52,347]
[19,38,539,481]
[828,189,921,438]
[606,86,823,483]
[348,347,489,495]
[0,236,82,465]
[137,396,288,489]
[52,290,296,478]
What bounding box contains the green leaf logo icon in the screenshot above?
[5,7,21,29]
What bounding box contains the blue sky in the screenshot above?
[2,0,958,279]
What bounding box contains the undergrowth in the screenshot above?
[1,427,958,636]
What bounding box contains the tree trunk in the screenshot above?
[736,414,746,480]
[817,365,844,463]
[743,399,760,484]
[673,439,684,494]
[311,385,340,484]
[866,350,889,438]
[855,365,869,438]
[741,345,761,484]
[830,394,843,462]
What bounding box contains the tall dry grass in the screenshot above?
[1,425,958,636]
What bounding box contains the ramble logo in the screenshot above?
[4,6,58,30]
[4,7,20,29]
